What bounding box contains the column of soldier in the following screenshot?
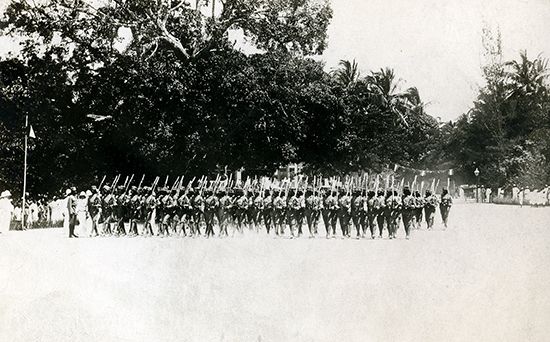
[77,173,452,240]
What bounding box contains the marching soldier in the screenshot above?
[351,189,365,239]
[385,190,402,239]
[127,186,140,236]
[305,187,322,238]
[192,187,205,237]
[217,189,232,237]
[338,188,352,238]
[287,189,300,238]
[366,191,377,239]
[102,185,115,236]
[413,190,424,229]
[374,190,386,238]
[439,188,453,229]
[273,188,286,236]
[143,187,157,236]
[253,190,265,232]
[424,190,438,230]
[89,186,102,237]
[114,186,128,237]
[204,189,219,238]
[262,189,274,234]
[177,189,193,237]
[160,187,176,237]
[324,189,339,238]
[401,187,415,239]
[234,188,248,235]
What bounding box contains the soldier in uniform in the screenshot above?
[365,191,377,239]
[287,189,300,238]
[386,190,402,239]
[324,189,339,238]
[424,190,438,230]
[351,189,366,239]
[114,185,128,237]
[246,190,259,232]
[401,187,415,239]
[191,187,205,237]
[374,190,386,238]
[273,188,286,236]
[305,187,322,238]
[253,190,265,232]
[88,186,102,237]
[217,189,232,237]
[439,188,453,229]
[127,186,141,236]
[338,188,352,238]
[413,190,424,229]
[160,187,176,237]
[203,189,219,238]
[101,185,115,236]
[262,189,274,234]
[143,187,157,236]
[234,188,248,235]
[177,189,193,237]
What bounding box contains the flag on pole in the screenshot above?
[28,125,36,139]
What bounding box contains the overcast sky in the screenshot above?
[1,0,549,121]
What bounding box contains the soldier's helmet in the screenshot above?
[91,185,98,192]
[403,187,411,196]
[367,190,376,198]
[425,190,432,196]
[414,190,421,197]
[377,190,384,196]
[79,191,87,199]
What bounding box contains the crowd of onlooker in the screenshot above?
[6,195,65,230]
[477,185,549,206]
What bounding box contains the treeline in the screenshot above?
[426,29,550,189]
[0,0,439,196]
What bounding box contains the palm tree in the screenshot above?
[366,67,410,127]
[332,59,360,88]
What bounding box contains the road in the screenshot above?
[0,203,549,341]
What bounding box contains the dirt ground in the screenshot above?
[0,203,549,342]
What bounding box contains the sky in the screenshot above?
[1,0,550,121]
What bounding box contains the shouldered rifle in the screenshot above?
[98,175,107,189]
[137,174,145,191]
[124,174,135,194]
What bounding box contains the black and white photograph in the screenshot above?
[0,0,549,341]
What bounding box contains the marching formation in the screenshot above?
[64,174,453,239]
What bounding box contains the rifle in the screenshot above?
[151,176,160,192]
[98,175,107,189]
[163,175,169,189]
[137,174,145,190]
[110,174,119,189]
[111,174,121,194]
[124,174,135,194]
[171,176,180,192]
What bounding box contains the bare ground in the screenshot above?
[0,203,549,342]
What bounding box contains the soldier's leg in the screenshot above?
[321,210,330,238]
[352,214,360,237]
[312,211,320,236]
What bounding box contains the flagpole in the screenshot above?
[22,115,28,229]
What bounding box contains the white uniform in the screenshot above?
[0,197,14,234]
[76,196,90,236]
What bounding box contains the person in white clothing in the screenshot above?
[0,190,14,234]
[76,191,90,237]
